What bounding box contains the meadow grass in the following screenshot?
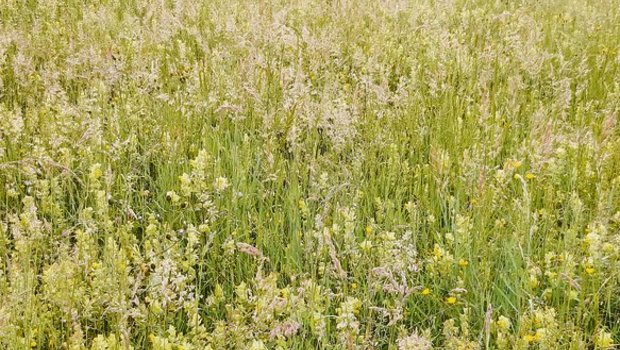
[0,0,619,349]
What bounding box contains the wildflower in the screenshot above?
[496,316,511,331]
[382,231,396,241]
[88,163,103,182]
[213,284,225,303]
[198,224,210,233]
[458,259,469,268]
[339,297,362,316]
[249,339,267,350]
[365,225,373,236]
[360,239,373,252]
[525,173,536,179]
[595,330,614,349]
[397,330,433,350]
[309,311,327,340]
[584,232,601,247]
[145,223,158,236]
[602,242,616,254]
[166,190,181,203]
[336,297,362,344]
[421,288,431,296]
[567,290,579,301]
[427,215,436,224]
[270,320,301,339]
[90,261,101,271]
[529,275,539,289]
[432,244,444,260]
[213,176,230,192]
[179,173,193,195]
[190,149,210,172]
[6,187,18,198]
[222,238,236,255]
[535,328,547,343]
[446,296,457,305]
[404,201,416,214]
[445,232,455,242]
[505,160,522,169]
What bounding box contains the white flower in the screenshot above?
[213,176,230,192]
[397,330,433,350]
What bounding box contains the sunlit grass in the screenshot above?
[1,0,619,349]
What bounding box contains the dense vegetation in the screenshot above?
[1,0,619,348]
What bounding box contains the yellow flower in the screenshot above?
[88,163,103,182]
[421,288,431,296]
[365,225,373,236]
[535,328,546,342]
[595,330,614,348]
[446,296,457,305]
[433,244,444,260]
[497,316,511,331]
[525,173,536,180]
[458,259,469,268]
[523,334,538,343]
[602,242,615,254]
[585,266,595,275]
